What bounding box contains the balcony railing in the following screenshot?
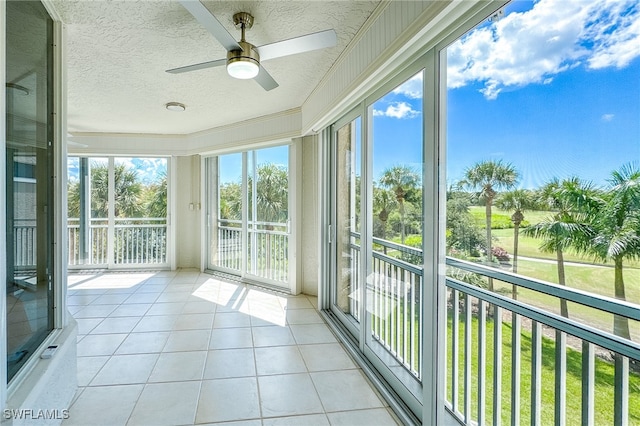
[446,257,640,426]
[347,232,639,424]
[67,217,167,266]
[217,218,289,283]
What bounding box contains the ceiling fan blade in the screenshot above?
[166,58,226,74]
[256,29,337,62]
[254,66,279,91]
[178,0,241,52]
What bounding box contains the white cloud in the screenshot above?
[447,0,640,99]
[373,102,420,119]
[392,73,423,99]
[602,113,615,121]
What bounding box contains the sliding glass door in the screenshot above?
[207,145,291,288]
[329,68,425,417]
[67,156,169,268]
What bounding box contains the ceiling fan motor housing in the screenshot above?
[227,41,260,68]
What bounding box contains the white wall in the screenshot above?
[300,136,320,295]
[174,155,202,269]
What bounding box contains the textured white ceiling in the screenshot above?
[51,0,380,135]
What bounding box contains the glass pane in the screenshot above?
[247,146,289,283]
[334,117,362,328]
[88,158,109,264]
[444,2,640,424]
[6,0,54,381]
[368,69,424,399]
[215,153,242,272]
[113,157,167,265]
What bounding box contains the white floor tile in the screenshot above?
[109,303,152,317]
[90,316,142,334]
[213,312,252,328]
[209,328,253,349]
[76,356,109,387]
[163,329,210,352]
[148,351,207,382]
[252,326,296,347]
[262,414,330,426]
[75,318,103,335]
[77,333,127,356]
[173,313,214,330]
[326,408,399,425]
[64,384,143,426]
[203,348,255,379]
[195,378,260,423]
[145,302,185,316]
[116,331,170,355]
[311,370,385,412]
[298,343,356,371]
[90,353,159,386]
[123,292,161,304]
[132,315,178,332]
[91,293,131,305]
[127,381,200,426]
[281,297,313,310]
[285,309,323,325]
[290,324,337,345]
[258,374,324,418]
[74,304,118,318]
[254,346,307,376]
[182,300,217,314]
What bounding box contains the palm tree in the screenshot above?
[379,165,420,244]
[587,163,640,339]
[522,178,595,318]
[461,160,518,291]
[255,163,288,226]
[86,163,142,218]
[496,189,535,291]
[373,186,395,242]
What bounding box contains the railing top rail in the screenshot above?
[350,231,423,257]
[219,218,288,228]
[446,256,640,322]
[447,276,640,361]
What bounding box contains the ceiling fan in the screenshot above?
[166,0,338,91]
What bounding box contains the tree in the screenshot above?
[254,163,288,225]
[379,165,420,244]
[496,189,536,299]
[144,173,167,218]
[373,186,396,245]
[522,178,595,318]
[219,181,242,221]
[461,160,518,291]
[587,163,640,339]
[446,191,484,257]
[90,163,143,218]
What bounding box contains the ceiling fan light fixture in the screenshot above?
[227,41,260,80]
[165,102,186,112]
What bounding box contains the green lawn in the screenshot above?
[468,205,640,269]
[492,259,640,342]
[446,313,640,425]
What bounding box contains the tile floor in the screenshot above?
[64,271,401,426]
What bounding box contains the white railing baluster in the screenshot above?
[581,341,594,426]
[493,306,503,426]
[531,320,542,426]
[464,293,472,422]
[452,289,459,414]
[478,299,487,426]
[614,354,629,426]
[555,330,567,426]
[511,313,521,426]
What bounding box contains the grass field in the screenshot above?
[469,206,640,269]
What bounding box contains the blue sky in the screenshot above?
[373,0,639,189]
